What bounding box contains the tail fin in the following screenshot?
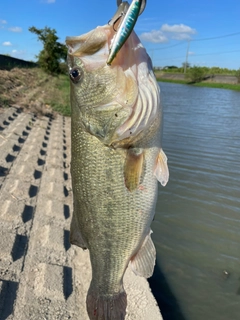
[86,286,127,320]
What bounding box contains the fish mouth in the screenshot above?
[66,25,113,70]
[66,24,145,72]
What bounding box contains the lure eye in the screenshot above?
[69,67,82,83]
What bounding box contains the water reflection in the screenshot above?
[150,82,240,320]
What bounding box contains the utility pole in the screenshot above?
[184,40,190,74]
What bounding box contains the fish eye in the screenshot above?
[69,67,82,83]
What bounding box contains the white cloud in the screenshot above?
[140,23,196,43]
[8,26,22,32]
[140,30,168,43]
[2,41,12,46]
[43,0,56,3]
[161,24,196,34]
[162,24,196,41]
[0,19,7,24]
[11,49,26,57]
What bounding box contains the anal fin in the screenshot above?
[130,230,156,278]
[154,148,169,186]
[124,148,144,192]
[70,210,88,250]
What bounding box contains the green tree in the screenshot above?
[29,26,67,74]
[186,66,206,83]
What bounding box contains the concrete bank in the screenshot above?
[0,107,162,320]
[155,72,238,84]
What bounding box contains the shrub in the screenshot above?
[29,26,67,75]
[186,66,207,83]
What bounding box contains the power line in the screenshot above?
[146,42,185,51]
[154,55,187,62]
[145,31,240,51]
[153,48,240,62]
[191,31,240,42]
[193,49,240,56]
[149,31,240,66]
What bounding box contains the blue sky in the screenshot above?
[1,0,240,69]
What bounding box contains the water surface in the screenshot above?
[150,82,240,320]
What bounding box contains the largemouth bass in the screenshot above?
[66,23,169,320]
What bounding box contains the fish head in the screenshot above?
[66,24,160,147]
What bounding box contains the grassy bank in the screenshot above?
[156,76,240,91]
[47,74,71,116]
[190,82,240,91]
[0,67,71,116]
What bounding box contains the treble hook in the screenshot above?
[117,0,146,15]
[108,2,129,28]
[107,0,146,65]
[108,0,146,28]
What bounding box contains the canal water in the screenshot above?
[149,82,240,320]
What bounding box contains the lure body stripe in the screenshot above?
[107,0,142,65]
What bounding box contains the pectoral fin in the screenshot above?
[154,148,169,186]
[130,230,156,278]
[124,148,144,192]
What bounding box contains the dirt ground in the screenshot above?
[0,70,162,320]
[0,68,68,117]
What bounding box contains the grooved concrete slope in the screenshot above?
[0,107,162,320]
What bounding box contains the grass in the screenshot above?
[0,66,71,116]
[32,70,71,116]
[0,96,13,107]
[48,74,71,117]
